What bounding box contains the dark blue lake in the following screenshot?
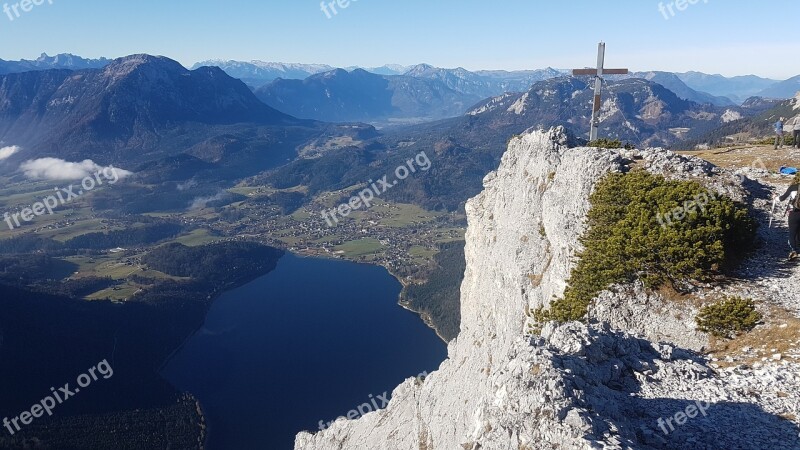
[161,253,448,449]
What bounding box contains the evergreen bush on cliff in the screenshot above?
[536,170,757,323]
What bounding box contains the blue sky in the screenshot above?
[0,0,796,79]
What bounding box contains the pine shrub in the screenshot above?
[587,138,634,149]
[536,170,757,323]
[696,297,762,338]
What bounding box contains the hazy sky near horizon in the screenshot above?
[0,0,796,79]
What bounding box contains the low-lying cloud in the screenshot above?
[189,192,226,210]
[0,146,20,161]
[177,179,198,191]
[20,158,133,181]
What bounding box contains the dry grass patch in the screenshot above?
[655,284,703,307]
[708,306,800,368]
[681,145,800,172]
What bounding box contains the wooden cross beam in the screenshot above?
[572,42,628,141]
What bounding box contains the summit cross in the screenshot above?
[572,42,629,141]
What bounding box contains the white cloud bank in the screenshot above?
[20,158,133,181]
[0,146,20,161]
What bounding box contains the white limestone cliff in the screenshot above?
[295,128,800,450]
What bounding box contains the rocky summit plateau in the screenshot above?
[295,128,800,450]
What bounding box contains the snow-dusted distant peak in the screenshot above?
[403,63,437,77]
[190,60,334,83]
[194,60,333,73]
[248,61,333,73]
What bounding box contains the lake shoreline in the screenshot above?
[157,248,449,448]
[155,250,287,449]
[161,252,447,449]
[291,248,451,344]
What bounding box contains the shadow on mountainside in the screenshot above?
[552,326,800,450]
[726,177,800,315]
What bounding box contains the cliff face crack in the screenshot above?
[527,242,552,289]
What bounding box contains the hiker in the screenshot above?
[775,117,785,149]
[775,173,800,261]
[793,116,800,149]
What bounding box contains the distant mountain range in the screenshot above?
[191,60,565,92]
[195,60,798,107]
[189,61,419,84]
[0,53,111,74]
[3,54,798,114]
[625,72,735,106]
[0,52,793,216]
[263,76,760,212]
[253,65,565,123]
[0,55,367,179]
[189,60,335,86]
[254,65,764,123]
[402,64,564,99]
[255,68,481,123]
[222,61,798,123]
[675,72,778,104]
[359,64,410,76]
[756,75,800,99]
